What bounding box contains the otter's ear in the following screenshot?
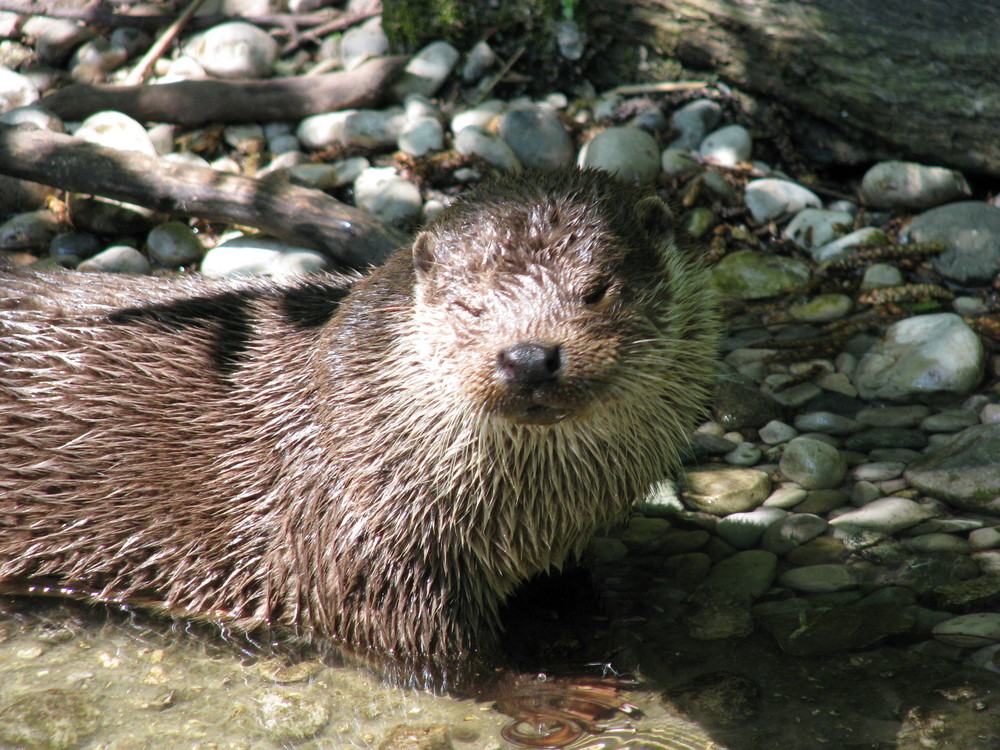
[411,231,436,278]
[635,195,676,247]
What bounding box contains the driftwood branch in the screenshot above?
[0,123,406,267]
[40,55,409,126]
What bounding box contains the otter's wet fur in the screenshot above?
[0,169,718,680]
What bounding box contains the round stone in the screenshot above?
[829,497,938,534]
[699,124,752,166]
[853,313,985,402]
[577,127,661,183]
[788,294,853,323]
[777,564,857,593]
[682,466,772,515]
[669,98,722,151]
[74,111,157,156]
[712,250,811,300]
[353,168,422,229]
[904,424,1000,514]
[200,236,330,278]
[779,437,847,490]
[903,201,1000,284]
[744,178,821,223]
[498,103,574,170]
[715,507,788,549]
[145,221,203,265]
[77,244,150,273]
[932,613,1000,648]
[394,40,460,98]
[783,208,853,249]
[812,227,887,264]
[185,21,278,78]
[454,125,522,173]
[861,160,970,211]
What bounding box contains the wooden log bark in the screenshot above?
[0,124,406,267]
[40,56,409,127]
[632,0,1000,176]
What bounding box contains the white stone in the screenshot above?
[829,497,938,534]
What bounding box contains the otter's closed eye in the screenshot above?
[448,299,484,318]
[582,279,613,306]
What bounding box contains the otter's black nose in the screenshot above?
[497,342,561,385]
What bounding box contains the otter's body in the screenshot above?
[0,170,718,675]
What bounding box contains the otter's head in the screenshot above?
[408,169,684,427]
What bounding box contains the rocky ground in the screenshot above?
[0,2,999,749]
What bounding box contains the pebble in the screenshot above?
[859,261,904,290]
[783,208,853,248]
[353,167,423,229]
[829,497,938,534]
[744,178,821,223]
[669,98,722,151]
[760,513,828,555]
[905,424,1000,514]
[397,117,444,156]
[498,103,574,170]
[860,160,971,211]
[185,21,278,79]
[903,200,1000,284]
[711,250,811,300]
[778,436,847,489]
[342,108,406,149]
[682,466,771,515]
[340,15,388,70]
[969,527,1000,550]
[660,148,702,177]
[73,110,158,156]
[454,125,522,173]
[77,244,151,273]
[906,533,969,553]
[255,690,330,742]
[0,65,39,112]
[759,420,798,445]
[700,549,778,602]
[450,99,505,134]
[793,411,861,435]
[853,313,985,402]
[461,40,497,83]
[0,209,59,251]
[811,227,887,264]
[394,40,460,98]
[851,461,905,482]
[723,441,762,466]
[715,507,787,549]
[777,564,857,593]
[921,409,979,433]
[22,17,92,65]
[200,236,330,278]
[49,231,101,264]
[295,110,353,150]
[795,489,850,514]
[932,613,1000,648]
[856,404,931,428]
[577,127,661,183]
[787,293,853,323]
[698,124,752,166]
[145,221,203,266]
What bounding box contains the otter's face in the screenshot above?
[408,195,671,426]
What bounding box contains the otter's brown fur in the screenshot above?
[0,169,718,677]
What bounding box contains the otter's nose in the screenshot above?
[497,342,561,385]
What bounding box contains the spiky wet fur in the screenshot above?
[0,170,718,681]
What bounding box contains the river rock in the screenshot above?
[783,208,853,248]
[145,221,203,266]
[185,21,278,78]
[811,227,887,264]
[394,40,460,98]
[340,15,388,70]
[904,424,1000,514]
[778,437,846,489]
[577,127,660,183]
[932,613,1000,648]
[853,313,984,402]
[498,103,574,170]
[74,110,157,156]
[698,124,752,166]
[829,497,938,534]
[682,466,771,515]
[454,125,521,173]
[712,250,811,300]
[77,244,151,273]
[744,178,821,223]
[669,98,722,151]
[902,201,1000,284]
[353,167,422,229]
[715,507,788,549]
[861,160,970,211]
[200,236,330,278]
[0,65,39,112]
[777,563,857,593]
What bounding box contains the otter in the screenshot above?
[0,169,718,682]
